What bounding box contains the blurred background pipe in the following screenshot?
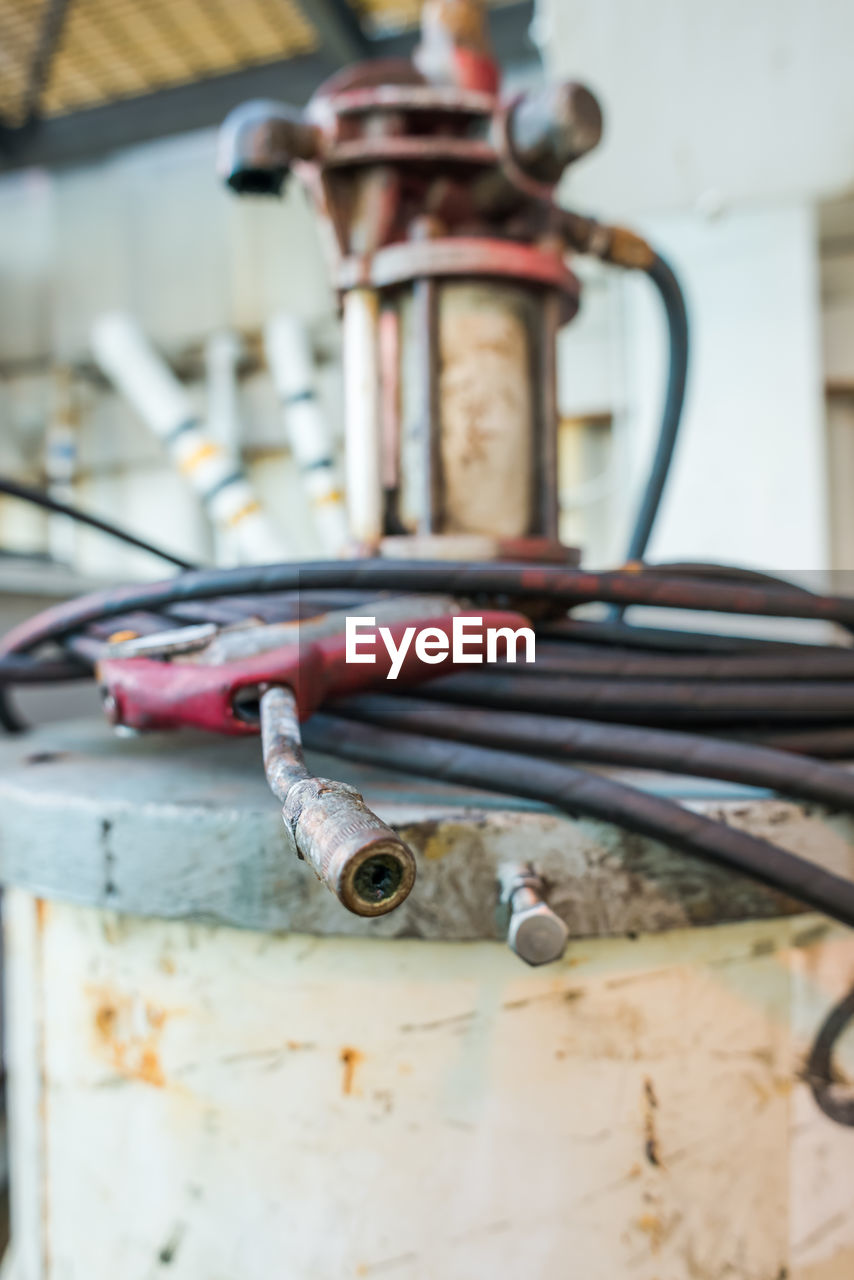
[91,312,290,564]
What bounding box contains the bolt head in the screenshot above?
[507,903,569,967]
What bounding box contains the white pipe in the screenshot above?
[45,371,77,565]
[205,331,243,468]
[92,312,288,564]
[205,331,243,563]
[265,314,348,557]
[342,289,383,548]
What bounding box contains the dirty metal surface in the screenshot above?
[0,718,853,939]
[439,283,534,538]
[3,894,853,1279]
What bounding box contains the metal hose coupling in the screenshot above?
[260,686,415,916]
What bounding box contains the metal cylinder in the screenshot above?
[1,723,853,1277]
[343,288,383,548]
[399,282,538,540]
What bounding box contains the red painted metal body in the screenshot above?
[97,610,528,736]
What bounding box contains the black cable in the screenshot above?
[805,985,854,1126]
[540,616,833,654]
[415,670,854,725]
[0,689,25,734]
[529,640,854,681]
[8,561,854,657]
[639,562,809,591]
[303,713,854,930]
[625,253,689,562]
[0,654,91,684]
[743,726,854,759]
[332,694,854,815]
[0,476,197,571]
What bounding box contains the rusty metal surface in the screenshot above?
[0,717,852,940]
[438,282,534,537]
[306,83,495,119]
[5,894,854,1278]
[215,5,608,557]
[335,237,581,311]
[324,134,497,168]
[261,685,417,916]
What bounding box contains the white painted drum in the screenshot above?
[3,897,854,1280]
[1,723,853,1278]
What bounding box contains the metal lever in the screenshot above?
[500,864,569,966]
[261,685,416,917]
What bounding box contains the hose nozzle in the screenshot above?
[282,776,415,915]
[260,685,416,917]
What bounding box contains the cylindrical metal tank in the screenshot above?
[1,719,853,1279]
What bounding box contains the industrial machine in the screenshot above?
[0,2,852,1277]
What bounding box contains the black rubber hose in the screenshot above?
[744,726,854,759]
[302,713,854,929]
[805,985,854,1126]
[0,689,25,734]
[540,616,836,654]
[624,254,689,562]
[7,562,854,656]
[0,655,91,684]
[528,641,854,681]
[415,671,854,725]
[637,561,812,591]
[333,694,854,814]
[0,476,197,571]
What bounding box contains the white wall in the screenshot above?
[544,0,841,570]
[538,0,854,219]
[620,203,827,570]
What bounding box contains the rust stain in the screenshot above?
[636,1213,666,1251]
[94,1002,117,1041]
[401,821,461,862]
[643,1078,662,1168]
[34,897,50,930]
[146,1003,167,1030]
[340,1046,363,1095]
[786,1247,854,1280]
[88,986,184,1090]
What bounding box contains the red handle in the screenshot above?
[98,610,530,736]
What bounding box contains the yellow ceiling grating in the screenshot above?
[0,0,46,125]
[43,0,317,117]
[0,0,517,127]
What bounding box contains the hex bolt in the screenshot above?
[500,865,569,966]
